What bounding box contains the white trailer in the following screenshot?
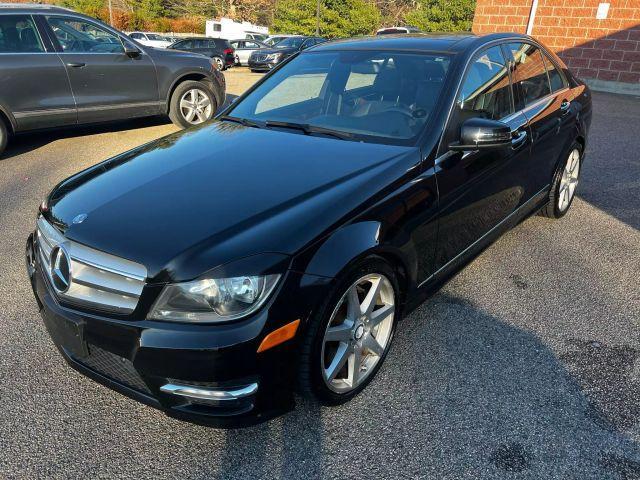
[205,17,268,40]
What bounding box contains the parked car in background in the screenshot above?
[248,36,326,71]
[128,31,173,48]
[230,39,268,66]
[0,4,226,155]
[264,34,298,46]
[376,26,420,35]
[246,32,268,42]
[26,33,591,427]
[168,37,235,71]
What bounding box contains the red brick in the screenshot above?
[592,39,617,50]
[581,48,603,59]
[563,47,583,57]
[597,69,619,81]
[619,71,640,83]
[632,62,640,73]
[607,30,630,40]
[576,67,598,78]
[568,57,590,68]
[629,30,640,42]
[589,58,611,69]
[615,40,638,51]
[623,50,640,62]
[602,49,625,60]
[609,60,633,71]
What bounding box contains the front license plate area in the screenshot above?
[41,308,89,358]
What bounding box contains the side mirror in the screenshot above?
[449,117,512,151]
[124,45,141,58]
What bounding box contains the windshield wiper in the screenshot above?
[220,115,264,129]
[264,120,355,140]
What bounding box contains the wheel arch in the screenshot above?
[166,73,221,114]
[0,104,16,134]
[299,221,416,307]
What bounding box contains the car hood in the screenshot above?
[149,46,208,61]
[45,122,419,282]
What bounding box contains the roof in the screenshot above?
[312,32,530,54]
[0,2,73,13]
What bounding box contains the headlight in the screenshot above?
[265,53,281,61]
[148,274,281,323]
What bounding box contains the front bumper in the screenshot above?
[26,233,332,427]
[248,58,279,71]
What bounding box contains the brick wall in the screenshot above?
[473,0,640,89]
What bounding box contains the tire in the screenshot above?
[0,119,7,157]
[212,56,225,71]
[539,141,582,219]
[298,257,400,405]
[168,80,218,129]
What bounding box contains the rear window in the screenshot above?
[0,14,44,53]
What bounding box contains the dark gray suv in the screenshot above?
[0,3,226,155]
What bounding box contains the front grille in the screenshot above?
[253,54,267,62]
[36,216,147,314]
[81,344,151,394]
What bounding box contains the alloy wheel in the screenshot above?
[321,274,395,393]
[179,88,213,125]
[213,57,224,71]
[558,148,580,212]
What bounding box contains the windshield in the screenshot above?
[275,37,304,48]
[228,50,450,144]
[146,34,164,40]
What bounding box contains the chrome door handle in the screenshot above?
[66,62,86,68]
[511,130,527,149]
[560,100,571,115]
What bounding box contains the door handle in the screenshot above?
[560,100,571,115]
[66,62,86,68]
[511,130,527,149]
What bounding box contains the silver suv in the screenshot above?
[0,3,226,155]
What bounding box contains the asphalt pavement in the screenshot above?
[0,76,638,479]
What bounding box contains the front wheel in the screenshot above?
[540,143,582,219]
[298,258,399,404]
[168,80,217,129]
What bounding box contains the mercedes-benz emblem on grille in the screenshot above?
[49,245,71,293]
[72,213,88,224]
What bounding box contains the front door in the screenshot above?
[433,44,532,271]
[505,42,577,196]
[43,15,160,124]
[0,13,76,131]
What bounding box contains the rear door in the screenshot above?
[505,42,575,194]
[0,13,76,130]
[433,44,532,270]
[43,15,161,124]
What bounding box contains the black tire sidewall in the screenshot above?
[303,257,401,405]
[169,81,217,129]
[0,120,7,156]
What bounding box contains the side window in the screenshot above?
[457,45,513,121]
[245,41,259,49]
[542,52,567,92]
[507,43,551,109]
[179,40,193,49]
[0,14,45,53]
[47,16,124,53]
[130,32,143,40]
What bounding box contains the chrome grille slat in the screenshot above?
[36,216,147,314]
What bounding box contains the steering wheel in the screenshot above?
[381,105,417,121]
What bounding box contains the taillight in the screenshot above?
[224,48,233,55]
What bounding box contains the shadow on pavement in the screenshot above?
[579,91,640,231]
[201,293,640,479]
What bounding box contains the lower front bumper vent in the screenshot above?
[80,345,151,395]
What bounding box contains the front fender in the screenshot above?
[294,221,418,291]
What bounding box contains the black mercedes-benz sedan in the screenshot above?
[26,33,592,427]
